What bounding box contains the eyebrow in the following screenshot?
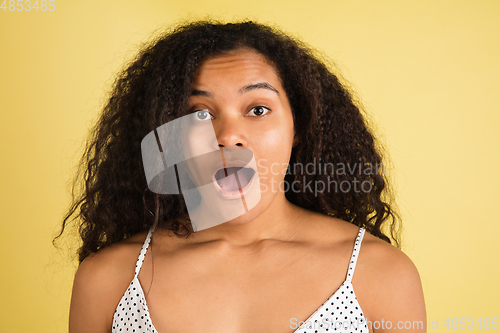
[239,82,279,95]
[191,81,279,98]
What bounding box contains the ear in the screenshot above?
[292,134,299,147]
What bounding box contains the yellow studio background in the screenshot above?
[0,0,498,332]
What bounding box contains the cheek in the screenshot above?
[184,124,216,157]
[182,125,218,184]
[255,116,294,153]
[252,121,295,176]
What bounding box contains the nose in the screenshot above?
[215,116,247,148]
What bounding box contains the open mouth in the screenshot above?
[214,167,255,192]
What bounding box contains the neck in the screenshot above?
[185,193,305,247]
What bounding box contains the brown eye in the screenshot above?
[248,106,270,117]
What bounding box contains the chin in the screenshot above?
[221,190,278,228]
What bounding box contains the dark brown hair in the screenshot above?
[54,20,400,264]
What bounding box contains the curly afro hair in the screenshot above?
[55,20,401,264]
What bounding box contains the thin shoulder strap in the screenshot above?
[134,225,156,277]
[346,227,366,282]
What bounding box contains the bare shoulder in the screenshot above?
[305,211,422,291]
[355,231,427,332]
[298,211,426,331]
[69,231,149,333]
[358,231,421,284]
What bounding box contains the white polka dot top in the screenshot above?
[112,226,368,333]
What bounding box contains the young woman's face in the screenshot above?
[184,48,296,226]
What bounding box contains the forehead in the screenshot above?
[192,49,281,87]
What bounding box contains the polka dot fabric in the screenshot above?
[112,226,157,332]
[112,227,367,333]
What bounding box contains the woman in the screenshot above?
[59,21,426,332]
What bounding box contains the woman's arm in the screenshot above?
[69,242,139,333]
[69,253,113,333]
[356,235,427,333]
[375,251,426,332]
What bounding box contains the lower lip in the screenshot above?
[212,171,255,200]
